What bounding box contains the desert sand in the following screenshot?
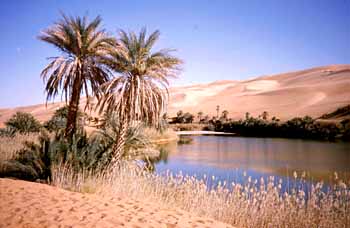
[0,178,233,228]
[168,64,350,120]
[0,64,350,127]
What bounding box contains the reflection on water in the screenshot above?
[152,136,350,184]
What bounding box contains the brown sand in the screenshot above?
[1,64,349,127]
[168,64,350,120]
[0,178,233,228]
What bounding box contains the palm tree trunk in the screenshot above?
[109,117,128,168]
[65,77,82,140]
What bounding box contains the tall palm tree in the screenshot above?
[98,28,182,166]
[39,14,115,139]
[216,105,220,118]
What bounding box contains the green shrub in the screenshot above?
[215,114,343,141]
[0,127,16,137]
[91,112,155,168]
[1,114,157,181]
[5,112,41,134]
[0,129,92,181]
[44,106,85,132]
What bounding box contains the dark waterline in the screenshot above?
[153,136,350,191]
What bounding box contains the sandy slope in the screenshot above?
[0,178,233,228]
[0,64,349,127]
[168,64,350,120]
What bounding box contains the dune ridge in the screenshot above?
[1,64,349,127]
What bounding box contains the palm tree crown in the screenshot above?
[97,28,182,164]
[39,14,115,139]
[98,28,182,126]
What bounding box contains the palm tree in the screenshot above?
[39,14,115,139]
[98,28,182,166]
[216,105,220,118]
[221,110,229,120]
[262,111,269,120]
[245,112,250,120]
[197,111,203,123]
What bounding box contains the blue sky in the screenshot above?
[0,0,349,107]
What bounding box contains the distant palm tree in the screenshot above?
[245,112,250,120]
[38,14,115,139]
[216,105,220,118]
[197,111,203,123]
[98,28,182,166]
[221,110,229,120]
[262,111,269,120]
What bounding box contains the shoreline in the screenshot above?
[176,131,236,136]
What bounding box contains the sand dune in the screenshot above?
[0,64,349,127]
[0,178,233,228]
[168,64,350,120]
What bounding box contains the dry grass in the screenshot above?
[51,162,350,228]
[143,128,178,144]
[0,133,39,161]
[2,132,349,227]
[170,123,207,131]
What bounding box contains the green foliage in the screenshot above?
[44,106,85,132]
[7,129,95,181]
[320,104,350,119]
[39,14,114,138]
[93,112,154,164]
[4,112,41,134]
[214,113,344,141]
[171,123,206,131]
[171,110,194,124]
[156,113,169,133]
[0,108,159,181]
[0,127,16,137]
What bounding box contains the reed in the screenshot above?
[51,162,350,228]
[0,133,39,161]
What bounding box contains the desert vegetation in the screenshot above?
[50,163,350,227]
[169,108,350,141]
[1,13,350,227]
[213,111,350,141]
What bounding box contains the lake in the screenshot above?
[153,136,350,189]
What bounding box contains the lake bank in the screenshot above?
[176,131,236,136]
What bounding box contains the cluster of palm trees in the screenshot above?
[39,14,182,167]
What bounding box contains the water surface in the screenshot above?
[154,136,350,188]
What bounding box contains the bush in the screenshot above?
[5,111,42,134]
[170,110,195,124]
[0,129,92,181]
[214,114,343,141]
[92,112,156,168]
[170,123,206,131]
[0,127,16,137]
[0,114,157,181]
[0,160,38,180]
[44,106,85,132]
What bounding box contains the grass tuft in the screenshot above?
[51,162,350,228]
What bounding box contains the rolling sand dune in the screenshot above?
[168,64,350,120]
[0,178,233,228]
[0,64,350,127]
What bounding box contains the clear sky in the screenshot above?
[0,0,349,107]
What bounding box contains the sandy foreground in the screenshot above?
[0,178,233,228]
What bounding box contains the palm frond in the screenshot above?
[98,28,182,128]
